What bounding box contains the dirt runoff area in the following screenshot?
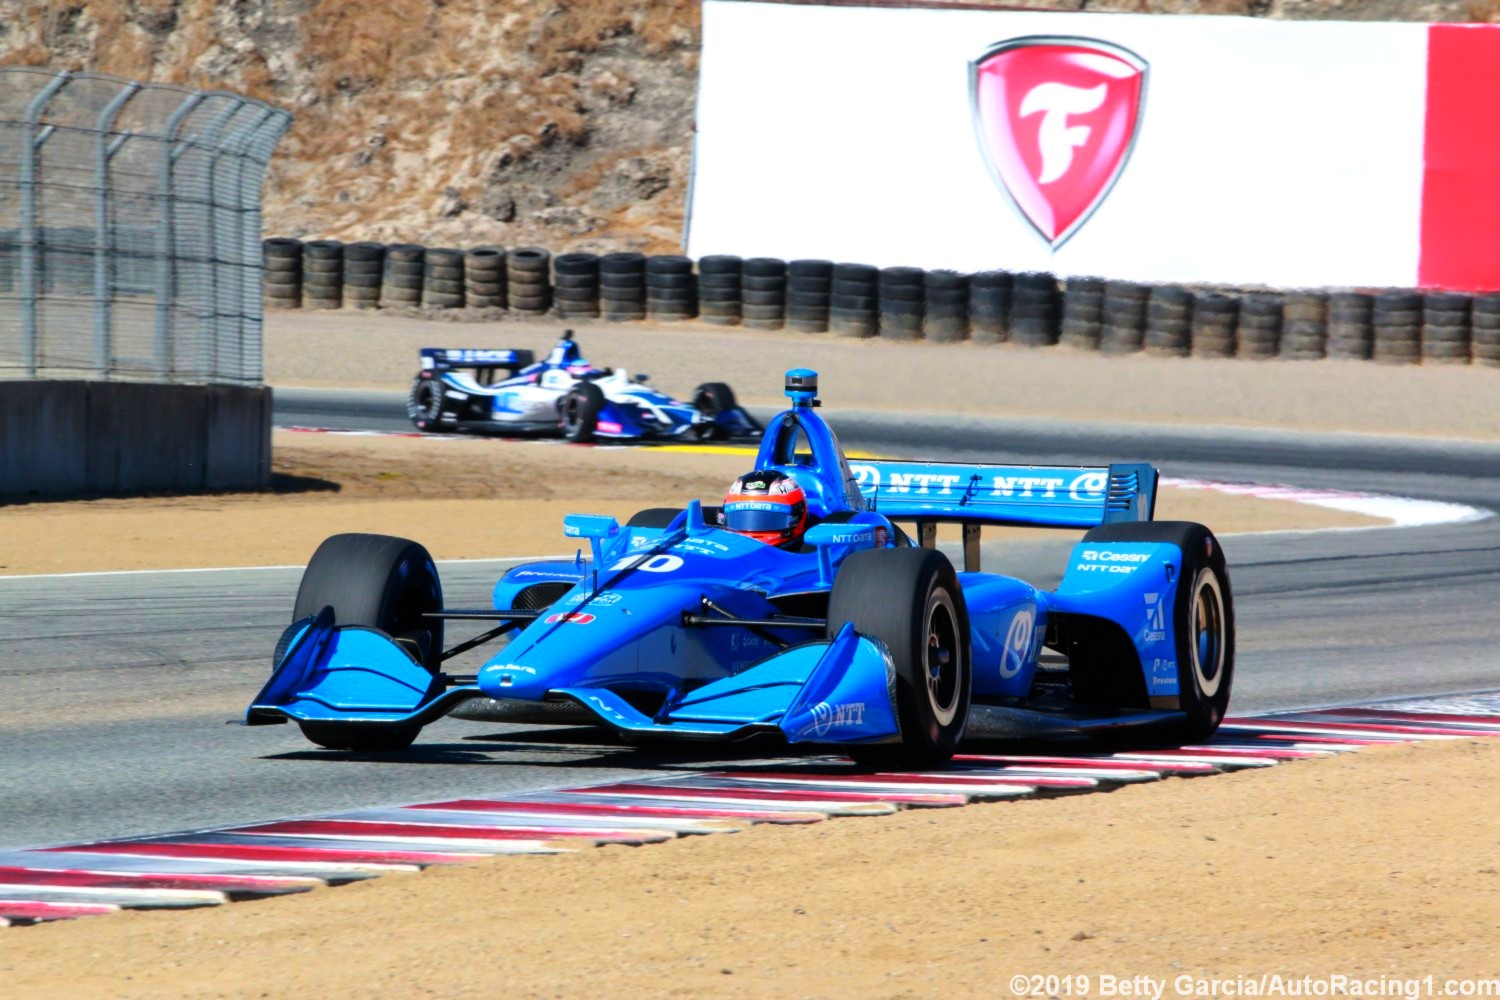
[0,430,1383,575]
[6,738,1500,998]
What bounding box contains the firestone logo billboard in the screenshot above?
[970,37,1148,250]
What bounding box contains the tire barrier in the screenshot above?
[1237,293,1283,360]
[1327,292,1374,360]
[1059,276,1104,352]
[923,270,969,343]
[1474,293,1500,368]
[1422,291,1471,365]
[1145,284,1192,358]
[261,236,1500,368]
[465,247,507,310]
[1101,280,1148,355]
[969,271,1012,345]
[877,266,925,341]
[382,243,424,308]
[552,252,598,319]
[1191,292,1238,359]
[507,247,550,315]
[741,257,786,330]
[647,254,698,323]
[262,238,302,310]
[301,239,343,310]
[1009,271,1059,347]
[600,251,646,322]
[786,259,832,333]
[342,242,385,311]
[830,262,878,339]
[422,247,465,310]
[1281,291,1327,360]
[1373,290,1422,365]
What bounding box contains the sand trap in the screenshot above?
[0,430,1382,575]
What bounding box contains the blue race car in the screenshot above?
[407,335,761,442]
[249,370,1234,767]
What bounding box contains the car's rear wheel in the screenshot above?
[289,533,445,751]
[827,547,971,769]
[1081,520,1235,741]
[691,382,737,441]
[560,382,605,442]
[407,375,449,432]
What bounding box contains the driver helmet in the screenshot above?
[723,470,809,548]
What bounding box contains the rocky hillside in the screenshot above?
[2,0,1492,252]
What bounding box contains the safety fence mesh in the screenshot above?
[0,68,291,385]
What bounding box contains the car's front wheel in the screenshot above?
[827,547,972,769]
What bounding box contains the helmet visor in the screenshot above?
[724,501,798,534]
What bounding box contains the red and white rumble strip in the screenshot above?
[2,698,1497,926]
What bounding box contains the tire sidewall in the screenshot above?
[407,375,446,431]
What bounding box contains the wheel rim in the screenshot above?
[924,590,961,726]
[562,395,580,432]
[417,382,441,422]
[1190,567,1226,698]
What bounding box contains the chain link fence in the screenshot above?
[0,68,291,386]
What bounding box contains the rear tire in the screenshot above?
[827,547,971,769]
[1081,520,1235,741]
[692,382,737,441]
[290,533,445,751]
[407,375,450,432]
[560,382,605,442]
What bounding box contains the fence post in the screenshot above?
[195,97,247,382]
[155,92,204,379]
[92,80,141,380]
[19,71,72,378]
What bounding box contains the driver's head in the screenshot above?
[723,470,808,548]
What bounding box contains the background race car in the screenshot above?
[252,369,1236,768]
[406,336,761,442]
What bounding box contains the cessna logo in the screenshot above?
[971,36,1147,249]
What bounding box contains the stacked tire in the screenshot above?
[697,255,743,327]
[1059,277,1104,351]
[552,252,599,318]
[1144,285,1192,357]
[382,244,424,308]
[508,248,551,315]
[1280,292,1327,360]
[1422,292,1471,365]
[302,240,343,310]
[1372,290,1421,365]
[830,263,878,338]
[924,270,970,343]
[646,255,696,322]
[423,248,464,309]
[741,257,786,330]
[1009,272,1059,347]
[969,271,1012,345]
[1236,294,1283,359]
[464,247,506,309]
[1326,292,1373,360]
[600,252,646,321]
[263,238,302,309]
[786,260,832,333]
[342,242,384,310]
[878,267,925,340]
[1472,294,1500,368]
[1191,292,1238,358]
[1101,281,1148,354]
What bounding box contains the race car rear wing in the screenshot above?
[420,348,535,374]
[850,460,1157,568]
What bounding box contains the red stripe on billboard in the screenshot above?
[1419,25,1500,290]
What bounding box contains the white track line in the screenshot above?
[1163,476,1489,530]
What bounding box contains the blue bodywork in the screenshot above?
[250,368,1201,748]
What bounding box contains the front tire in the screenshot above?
[560,382,605,442]
[827,547,971,769]
[290,533,445,751]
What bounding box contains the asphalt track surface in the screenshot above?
[3,386,1499,852]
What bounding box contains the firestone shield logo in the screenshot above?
[970,36,1148,250]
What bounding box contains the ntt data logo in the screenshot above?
[970,36,1148,250]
